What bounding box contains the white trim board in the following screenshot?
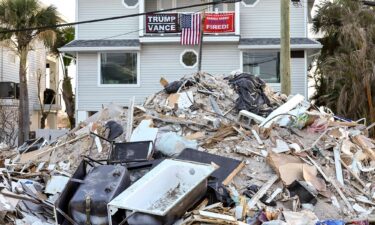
[140,36,240,43]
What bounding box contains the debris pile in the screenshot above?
[0,72,374,225]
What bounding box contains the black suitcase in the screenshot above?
[68,165,131,225]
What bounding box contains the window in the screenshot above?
[181,50,198,68]
[100,53,138,85]
[123,0,138,8]
[243,52,280,83]
[242,0,259,7]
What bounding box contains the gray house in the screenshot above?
[60,0,321,123]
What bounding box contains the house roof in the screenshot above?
[239,38,322,49]
[59,39,141,52]
[240,38,320,46]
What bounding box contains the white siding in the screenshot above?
[1,48,20,82]
[77,0,139,40]
[27,45,47,114]
[77,44,240,111]
[290,57,305,95]
[0,45,46,112]
[240,0,306,38]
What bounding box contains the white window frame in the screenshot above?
[122,0,139,9]
[97,52,141,88]
[241,0,260,7]
[180,49,198,69]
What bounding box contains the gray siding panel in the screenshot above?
[240,0,305,38]
[77,0,139,40]
[77,44,240,111]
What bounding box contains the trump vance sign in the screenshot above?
[146,13,179,33]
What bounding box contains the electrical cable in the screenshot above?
[0,0,241,34]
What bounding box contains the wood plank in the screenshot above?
[222,161,245,186]
[352,135,375,161]
[198,210,237,222]
[125,97,135,142]
[247,175,278,209]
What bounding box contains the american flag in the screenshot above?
[180,13,202,45]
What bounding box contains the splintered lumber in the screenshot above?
[151,115,208,127]
[125,97,135,142]
[222,161,245,186]
[198,211,237,222]
[308,156,354,213]
[330,178,354,213]
[340,159,367,188]
[328,121,358,127]
[247,174,278,209]
[352,135,375,161]
[34,134,90,159]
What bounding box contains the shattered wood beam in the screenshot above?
[222,161,245,186]
[151,116,208,127]
[328,121,358,127]
[125,97,135,142]
[340,159,367,188]
[198,211,237,222]
[308,156,355,213]
[330,178,355,213]
[352,135,375,162]
[307,155,329,181]
[233,127,264,157]
[35,133,89,158]
[247,174,278,209]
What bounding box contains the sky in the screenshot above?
[40,0,75,22]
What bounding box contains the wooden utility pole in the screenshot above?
[198,13,205,72]
[280,0,291,95]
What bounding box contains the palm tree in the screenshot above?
[312,0,375,130]
[0,0,59,145]
[52,27,76,128]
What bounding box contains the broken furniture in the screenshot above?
[90,132,154,164]
[107,159,216,225]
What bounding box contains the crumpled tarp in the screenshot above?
[228,73,273,117]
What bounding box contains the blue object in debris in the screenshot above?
[316,220,345,225]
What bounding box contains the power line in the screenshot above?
[0,5,215,53]
[363,1,375,6]
[0,0,241,34]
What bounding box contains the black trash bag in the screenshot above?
[206,180,235,207]
[164,79,195,94]
[105,120,124,141]
[228,73,273,117]
[165,81,184,94]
